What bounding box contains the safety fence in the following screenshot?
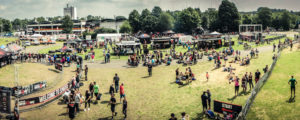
[237,39,298,120]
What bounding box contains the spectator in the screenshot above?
[123,97,128,118]
[113,73,120,93]
[84,90,91,111]
[255,69,261,83]
[120,83,125,103]
[201,92,208,112]
[288,76,297,98]
[169,113,177,120]
[93,82,99,102]
[109,94,117,119]
[207,90,211,109]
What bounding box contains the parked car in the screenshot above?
[31,40,40,45]
[40,38,48,44]
[48,38,56,44]
[22,41,31,46]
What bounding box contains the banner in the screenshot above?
[213,100,242,115]
[0,90,11,113]
[19,83,68,107]
[13,81,47,97]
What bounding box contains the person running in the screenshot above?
[201,92,208,112]
[122,97,128,119]
[148,63,153,76]
[169,113,178,120]
[206,72,209,81]
[288,76,297,97]
[248,72,254,90]
[113,73,120,93]
[85,65,88,81]
[207,90,211,109]
[255,69,261,83]
[93,82,99,102]
[84,90,91,111]
[109,94,117,119]
[120,83,125,103]
[234,76,240,96]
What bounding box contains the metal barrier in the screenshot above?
[237,39,298,120]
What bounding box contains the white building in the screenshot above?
[100,21,124,33]
[26,21,86,35]
[64,4,77,20]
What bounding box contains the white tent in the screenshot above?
[210,31,221,35]
[97,34,122,42]
[31,34,43,38]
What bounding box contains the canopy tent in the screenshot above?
[210,31,221,35]
[116,41,140,46]
[7,44,22,53]
[0,49,7,58]
[97,34,122,42]
[138,33,150,39]
[60,46,73,53]
[31,34,43,38]
[65,40,77,44]
[163,30,175,34]
[0,45,5,49]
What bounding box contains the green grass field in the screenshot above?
[19,44,277,120]
[0,37,18,46]
[247,46,300,120]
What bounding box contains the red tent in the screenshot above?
[0,49,7,58]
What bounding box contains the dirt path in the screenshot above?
[21,43,62,53]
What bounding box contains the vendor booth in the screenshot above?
[114,41,141,55]
[151,37,171,49]
[138,33,151,44]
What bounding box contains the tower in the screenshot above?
[63,3,77,20]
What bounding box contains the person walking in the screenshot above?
[109,84,115,95]
[120,83,125,103]
[206,72,209,81]
[248,72,254,90]
[85,65,88,81]
[255,69,261,84]
[89,82,94,99]
[122,97,128,119]
[148,63,153,76]
[113,74,120,93]
[234,76,240,96]
[93,82,99,102]
[169,113,178,120]
[109,94,117,119]
[201,92,208,112]
[288,76,297,98]
[84,90,91,111]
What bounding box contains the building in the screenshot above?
[26,21,86,35]
[64,4,77,20]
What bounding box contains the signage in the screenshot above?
[0,90,11,113]
[86,35,91,41]
[19,83,68,107]
[213,100,242,115]
[13,81,47,97]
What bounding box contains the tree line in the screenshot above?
[1,0,300,34]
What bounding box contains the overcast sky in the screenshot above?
[0,0,300,20]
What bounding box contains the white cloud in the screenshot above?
[0,5,7,10]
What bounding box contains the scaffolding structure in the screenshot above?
[239,24,263,33]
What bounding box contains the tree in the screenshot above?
[257,7,272,30]
[61,16,73,34]
[1,19,12,32]
[157,12,174,32]
[119,21,132,33]
[176,7,201,34]
[140,9,151,20]
[141,15,158,33]
[218,0,240,32]
[12,19,22,31]
[242,15,252,24]
[272,16,281,30]
[36,17,46,23]
[152,6,162,17]
[116,16,127,21]
[128,10,141,33]
[280,11,291,30]
[201,16,208,29]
